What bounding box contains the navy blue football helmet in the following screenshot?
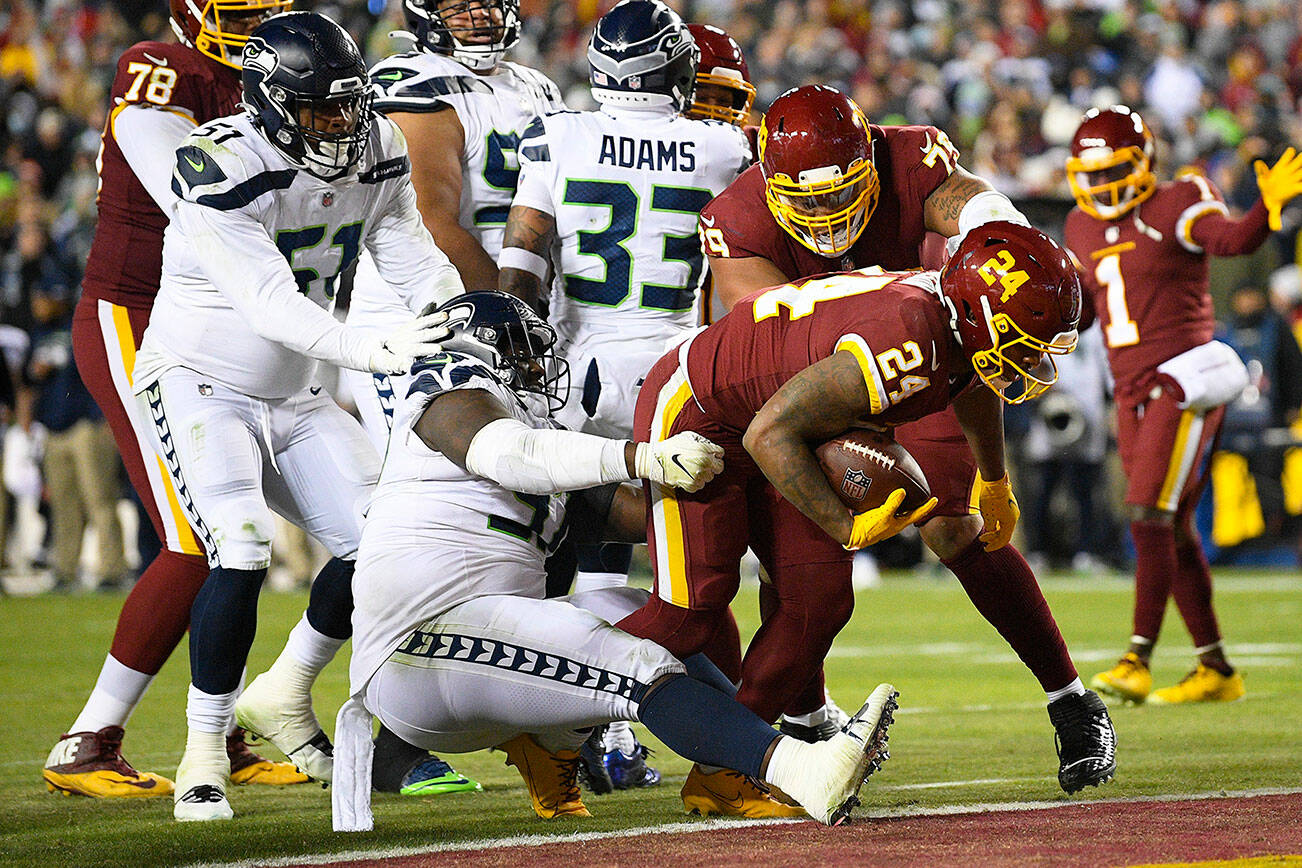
[242,12,373,178]
[426,291,569,411]
[401,0,520,71]
[588,0,698,112]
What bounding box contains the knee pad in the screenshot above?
[206,500,274,570]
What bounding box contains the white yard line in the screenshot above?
[186,786,1302,868]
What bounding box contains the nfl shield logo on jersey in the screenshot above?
[628,75,642,90]
[322,191,334,207]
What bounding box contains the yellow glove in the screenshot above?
[844,488,938,551]
[1254,147,1302,231]
[976,472,1020,551]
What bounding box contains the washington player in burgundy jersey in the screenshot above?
[693,85,1098,783]
[619,223,1118,808]
[1064,106,1302,705]
[46,0,305,800]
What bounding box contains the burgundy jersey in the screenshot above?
[1063,176,1227,404]
[683,268,971,430]
[699,124,957,277]
[82,41,243,308]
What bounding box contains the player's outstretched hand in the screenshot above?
[368,311,452,375]
[976,471,1020,551]
[1254,147,1302,231]
[635,432,725,492]
[844,489,937,550]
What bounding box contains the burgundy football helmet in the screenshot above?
[170,0,291,68]
[1066,105,1156,220]
[685,23,755,127]
[758,85,878,256]
[941,221,1081,404]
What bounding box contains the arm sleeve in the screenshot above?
[1187,199,1271,257]
[173,199,376,371]
[113,104,197,212]
[463,416,632,494]
[367,177,465,314]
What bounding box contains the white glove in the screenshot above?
[634,431,725,493]
[366,311,452,375]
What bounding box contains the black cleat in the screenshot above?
[576,727,613,795]
[1048,689,1117,794]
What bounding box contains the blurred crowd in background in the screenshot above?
[2,0,1301,592]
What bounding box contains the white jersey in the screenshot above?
[136,111,461,399]
[348,51,567,335]
[350,351,568,691]
[513,105,750,347]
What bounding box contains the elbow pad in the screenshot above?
[463,417,631,494]
[947,191,1030,257]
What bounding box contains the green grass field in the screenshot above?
[1,568,1298,867]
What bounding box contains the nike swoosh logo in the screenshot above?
[106,775,159,789]
[377,71,405,81]
[142,52,169,66]
[701,783,745,809]
[310,385,322,395]
[184,154,206,173]
[919,130,933,156]
[700,214,716,227]
[930,341,939,370]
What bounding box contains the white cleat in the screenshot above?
[234,671,334,783]
[786,682,899,825]
[173,750,233,822]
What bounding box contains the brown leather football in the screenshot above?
[815,428,931,514]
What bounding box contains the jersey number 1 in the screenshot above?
[1095,253,1139,348]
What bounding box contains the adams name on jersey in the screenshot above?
[349,350,568,694]
[135,111,443,399]
[512,108,751,344]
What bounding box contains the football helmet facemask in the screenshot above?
[941,222,1081,404]
[1066,105,1156,220]
[428,291,569,412]
[242,12,373,179]
[170,0,292,69]
[588,0,699,112]
[401,0,521,72]
[685,23,755,127]
[759,85,879,257]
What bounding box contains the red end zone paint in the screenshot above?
[303,793,1302,868]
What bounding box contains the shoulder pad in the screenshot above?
[409,352,501,397]
[171,120,294,210]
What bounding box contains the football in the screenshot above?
[815,428,931,514]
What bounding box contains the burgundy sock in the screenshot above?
[942,539,1077,691]
[1173,537,1222,650]
[1130,520,1178,642]
[107,550,210,675]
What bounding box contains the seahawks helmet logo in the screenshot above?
[242,37,279,77]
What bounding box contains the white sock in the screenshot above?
[226,670,247,737]
[763,735,818,794]
[573,571,628,594]
[1045,677,1086,703]
[187,683,237,735]
[781,706,829,727]
[69,655,154,733]
[602,720,637,754]
[282,615,345,676]
[178,726,229,789]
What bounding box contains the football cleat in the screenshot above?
[599,722,661,790]
[577,728,614,795]
[1048,690,1117,794]
[778,682,899,825]
[1090,652,1152,704]
[499,734,591,819]
[1148,665,1245,704]
[779,716,840,743]
[43,727,174,798]
[173,745,233,821]
[234,671,334,782]
[226,728,310,786]
[398,756,483,796]
[681,765,808,819]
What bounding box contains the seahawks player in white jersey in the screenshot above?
[498,0,749,789]
[133,12,463,821]
[331,291,900,832]
[345,0,566,455]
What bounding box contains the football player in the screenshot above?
[133,12,463,821]
[689,85,1110,797]
[45,0,305,800]
[683,24,755,131]
[618,223,1116,811]
[345,0,565,455]
[497,0,750,791]
[1064,106,1302,704]
[330,291,899,831]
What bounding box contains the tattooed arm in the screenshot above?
[498,203,557,311]
[922,166,996,236]
[742,350,874,546]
